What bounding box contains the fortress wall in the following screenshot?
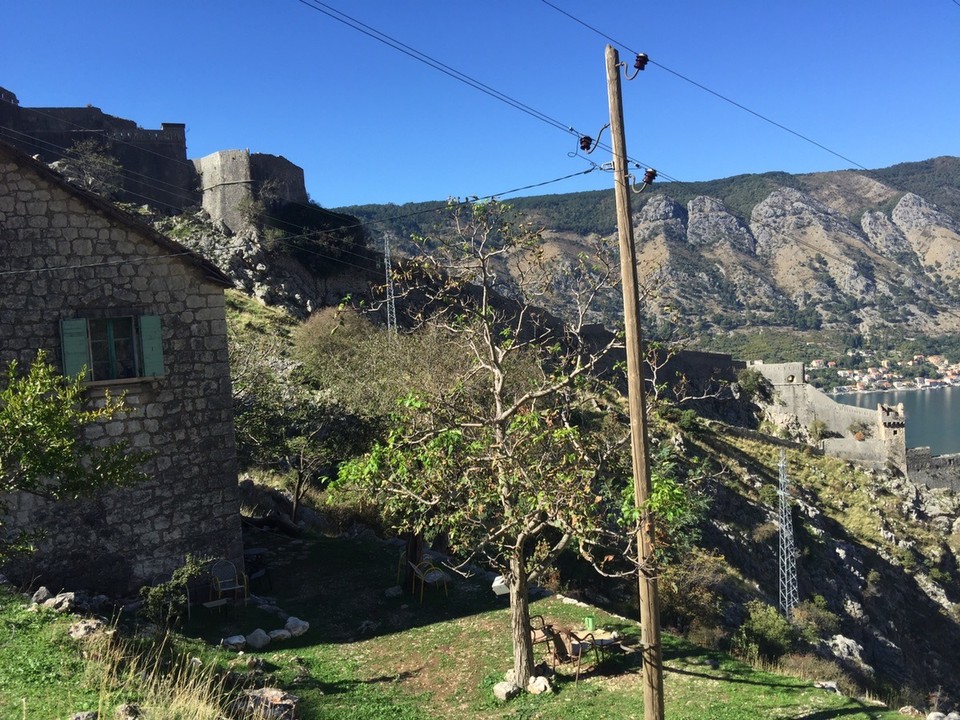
[907,448,960,492]
[194,150,254,234]
[754,362,907,472]
[823,437,887,470]
[0,97,196,211]
[250,153,308,205]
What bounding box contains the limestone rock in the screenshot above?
[687,196,756,253]
[527,675,553,695]
[269,628,292,642]
[115,703,143,719]
[493,681,521,702]
[285,616,309,637]
[222,634,246,651]
[236,687,300,719]
[31,586,52,604]
[43,592,75,612]
[69,618,107,640]
[245,628,271,650]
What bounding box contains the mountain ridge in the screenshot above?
[337,156,960,345]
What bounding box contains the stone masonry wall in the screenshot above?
[753,362,904,472]
[907,447,960,492]
[194,150,309,234]
[0,146,243,592]
[194,149,254,234]
[0,96,197,212]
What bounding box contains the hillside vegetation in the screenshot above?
[337,156,960,353]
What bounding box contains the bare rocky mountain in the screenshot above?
[342,156,960,343]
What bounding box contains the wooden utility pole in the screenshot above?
[605,44,665,720]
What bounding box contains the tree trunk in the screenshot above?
[291,470,303,523]
[508,551,535,688]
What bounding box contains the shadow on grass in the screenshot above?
[289,668,423,695]
[792,706,890,720]
[184,527,507,648]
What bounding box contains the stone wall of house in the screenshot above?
[0,147,243,593]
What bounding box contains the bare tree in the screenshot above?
[339,200,632,688]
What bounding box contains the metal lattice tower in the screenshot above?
[778,449,799,619]
[384,236,397,335]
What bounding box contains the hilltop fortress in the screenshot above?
[0,86,303,228]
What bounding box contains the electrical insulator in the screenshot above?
[579,135,593,152]
[634,53,649,71]
[643,168,657,184]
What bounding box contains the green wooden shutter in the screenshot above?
[61,318,91,380]
[139,315,164,377]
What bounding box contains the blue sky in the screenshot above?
[3,1,958,208]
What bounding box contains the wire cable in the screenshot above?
[294,0,580,139]
[0,141,597,279]
[539,0,870,172]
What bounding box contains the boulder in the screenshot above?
[43,592,75,612]
[222,634,246,651]
[236,688,300,719]
[269,628,292,642]
[245,628,271,650]
[527,675,552,695]
[115,703,143,719]
[69,618,107,640]
[285,616,309,637]
[31,586,52,604]
[493,682,521,702]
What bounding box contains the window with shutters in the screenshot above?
[61,315,164,382]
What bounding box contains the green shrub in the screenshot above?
[848,421,873,439]
[893,546,918,572]
[792,595,840,644]
[758,484,779,507]
[139,554,210,627]
[736,369,774,403]
[733,600,796,661]
[808,419,828,443]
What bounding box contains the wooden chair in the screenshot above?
[210,559,248,604]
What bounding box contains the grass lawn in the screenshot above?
[1,527,904,719]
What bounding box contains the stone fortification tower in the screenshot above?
[193,149,308,234]
[878,403,907,473]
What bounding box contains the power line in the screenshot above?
[294,0,578,139]
[1,105,599,268]
[539,0,869,172]
[6,94,953,322]
[0,139,597,279]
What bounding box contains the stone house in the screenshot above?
[0,141,244,592]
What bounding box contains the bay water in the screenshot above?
[835,386,960,456]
